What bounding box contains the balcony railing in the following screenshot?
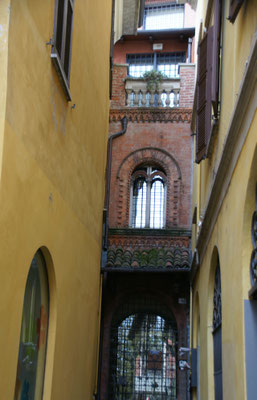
[125,77,180,108]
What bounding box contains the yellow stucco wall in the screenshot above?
[191,0,257,398]
[193,112,257,399]
[198,0,257,216]
[0,0,112,399]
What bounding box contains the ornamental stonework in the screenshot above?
[109,108,192,124]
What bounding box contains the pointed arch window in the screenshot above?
[14,250,49,400]
[130,165,166,229]
[213,260,223,400]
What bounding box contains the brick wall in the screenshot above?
[111,64,128,108]
[113,39,188,64]
[108,119,192,229]
[179,64,195,108]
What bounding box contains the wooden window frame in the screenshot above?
[228,0,244,23]
[51,0,74,101]
[196,0,222,163]
[195,26,213,163]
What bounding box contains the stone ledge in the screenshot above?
[109,227,191,237]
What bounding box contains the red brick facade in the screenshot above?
[108,121,192,228]
[99,10,195,399]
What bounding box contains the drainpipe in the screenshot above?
[187,38,192,63]
[96,116,128,400]
[102,116,128,262]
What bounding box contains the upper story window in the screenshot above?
[127,52,185,78]
[51,0,74,101]
[130,165,166,229]
[14,250,49,400]
[143,4,184,30]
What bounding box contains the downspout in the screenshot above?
[102,115,128,264]
[187,37,192,63]
[96,116,128,400]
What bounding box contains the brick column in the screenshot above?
[111,64,128,108]
[179,63,195,108]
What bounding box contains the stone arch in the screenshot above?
[115,147,183,227]
[207,246,222,400]
[108,293,178,399]
[242,145,257,297]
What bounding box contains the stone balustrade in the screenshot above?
[125,77,180,108]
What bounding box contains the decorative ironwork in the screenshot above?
[109,298,177,399]
[212,260,223,400]
[250,185,257,286]
[213,262,222,331]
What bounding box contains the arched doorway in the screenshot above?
[108,297,177,399]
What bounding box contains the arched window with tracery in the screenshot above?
[14,250,49,400]
[130,164,166,228]
[213,259,223,400]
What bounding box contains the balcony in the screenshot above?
[125,77,180,107]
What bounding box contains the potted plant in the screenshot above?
[143,70,167,91]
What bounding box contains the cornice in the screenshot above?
[109,107,192,123]
[191,32,257,282]
[109,227,192,237]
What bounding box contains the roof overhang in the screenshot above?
[121,27,195,42]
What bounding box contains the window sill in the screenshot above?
[51,51,72,101]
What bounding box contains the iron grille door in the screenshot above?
[109,312,177,399]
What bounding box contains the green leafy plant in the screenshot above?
[143,70,167,91]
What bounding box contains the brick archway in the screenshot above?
[115,147,182,227]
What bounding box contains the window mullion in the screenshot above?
[61,0,68,65]
[154,53,157,71]
[145,178,151,227]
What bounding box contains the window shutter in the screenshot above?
[228,0,244,23]
[196,27,213,163]
[212,0,221,117]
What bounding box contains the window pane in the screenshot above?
[14,251,49,400]
[144,5,184,30]
[132,178,147,228]
[129,64,153,78]
[127,54,154,78]
[157,52,185,78]
[150,177,165,228]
